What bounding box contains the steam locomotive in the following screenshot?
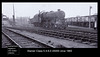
[30,9,67,29]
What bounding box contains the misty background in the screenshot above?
[2,2,97,19]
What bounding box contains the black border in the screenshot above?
[1,0,99,56]
[1,0,98,2]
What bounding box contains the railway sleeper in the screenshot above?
[74,37,82,40]
[89,43,97,46]
[74,40,82,43]
[82,41,90,44]
[89,36,97,39]
[88,37,97,40]
[81,38,90,42]
[88,39,97,43]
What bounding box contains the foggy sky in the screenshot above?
[2,2,97,18]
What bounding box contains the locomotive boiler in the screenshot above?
[31,9,67,29]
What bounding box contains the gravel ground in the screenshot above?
[2,34,13,48]
[8,28,97,48]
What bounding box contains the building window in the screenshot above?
[85,17,89,21]
[91,17,95,22]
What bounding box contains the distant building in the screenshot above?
[65,15,97,28]
[2,14,11,26]
[15,17,30,25]
[65,15,97,22]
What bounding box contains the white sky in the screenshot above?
[2,2,97,18]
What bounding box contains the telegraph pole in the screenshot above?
[13,3,15,26]
[89,6,92,28]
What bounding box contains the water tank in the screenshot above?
[42,10,65,19]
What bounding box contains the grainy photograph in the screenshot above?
[2,2,98,48]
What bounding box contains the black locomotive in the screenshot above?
[30,9,67,29]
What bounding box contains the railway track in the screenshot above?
[2,28,56,48]
[4,26,97,46]
[2,33,17,48]
[36,29,97,46]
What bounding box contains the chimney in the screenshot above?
[58,9,60,11]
